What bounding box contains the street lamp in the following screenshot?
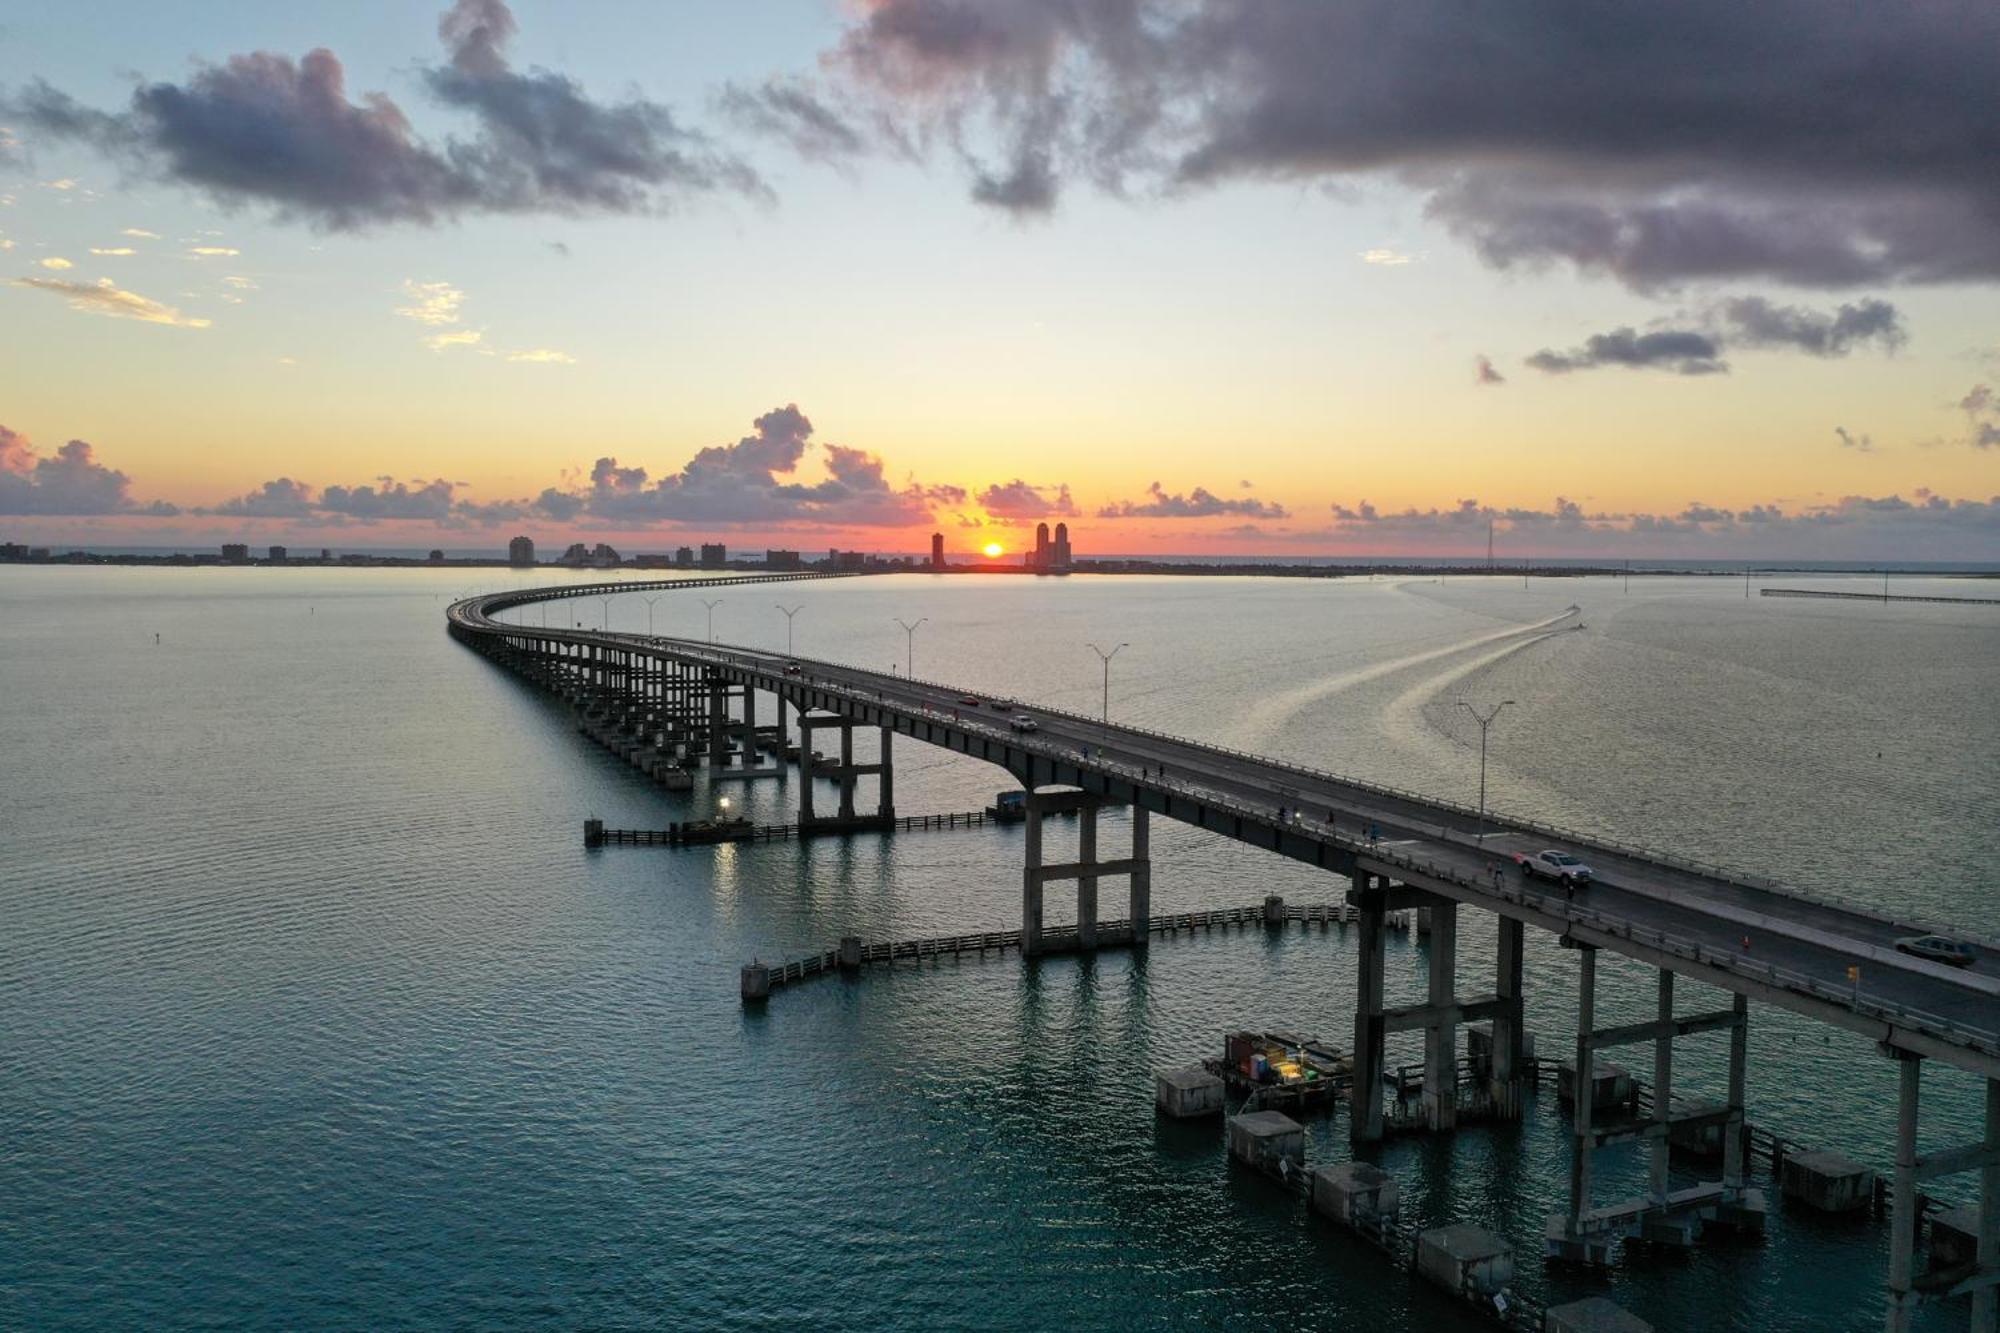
[776,603,803,655]
[701,598,723,643]
[1088,642,1128,722]
[599,595,612,630]
[1457,700,1515,840]
[642,595,663,636]
[895,617,927,677]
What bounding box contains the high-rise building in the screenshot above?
[931,532,945,570]
[675,546,694,568]
[1052,522,1072,571]
[765,549,801,570]
[267,545,287,563]
[221,543,249,564]
[508,535,535,567]
[1032,522,1050,571]
[700,543,726,568]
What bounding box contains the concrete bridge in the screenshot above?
[449,575,1999,1330]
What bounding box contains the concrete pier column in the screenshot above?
[1725,993,1749,1191]
[1423,898,1459,1131]
[1650,970,1674,1204]
[838,722,856,819]
[1491,915,1526,1119]
[1570,945,1599,1225]
[798,720,817,824]
[775,694,789,774]
[1976,1079,2000,1333]
[877,725,894,818]
[741,684,757,768]
[1129,806,1151,946]
[1022,792,1045,957]
[707,673,727,769]
[1886,1052,1922,1333]
[1076,804,1099,951]
[1351,873,1387,1145]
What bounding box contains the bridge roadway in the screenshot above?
[450,586,1999,1083]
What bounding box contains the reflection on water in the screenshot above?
[1,567,1993,1331]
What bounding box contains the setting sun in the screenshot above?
[981,542,1004,558]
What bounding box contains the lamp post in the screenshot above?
[642,595,663,636]
[599,595,612,630]
[1457,699,1515,840]
[894,617,927,678]
[1088,641,1128,722]
[776,603,803,655]
[700,597,722,643]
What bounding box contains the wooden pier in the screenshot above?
[586,809,996,847]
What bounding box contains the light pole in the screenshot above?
[701,598,722,643]
[1457,699,1515,840]
[642,595,663,636]
[776,603,803,655]
[599,596,612,630]
[1088,641,1127,722]
[895,617,927,678]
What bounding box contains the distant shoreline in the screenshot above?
[1,550,1994,579]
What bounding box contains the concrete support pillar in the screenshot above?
[1977,1078,2000,1333]
[1077,805,1099,951]
[878,725,894,818]
[707,674,727,769]
[1570,945,1598,1224]
[1423,898,1459,1131]
[1886,1052,1922,1333]
[1351,873,1387,1145]
[1650,969,1674,1204]
[838,722,856,819]
[1491,915,1526,1119]
[775,694,789,773]
[799,720,816,824]
[1129,806,1151,946]
[742,683,757,764]
[1725,993,1749,1191]
[1022,793,1045,958]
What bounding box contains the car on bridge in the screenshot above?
[1514,849,1595,888]
[1009,714,1040,733]
[958,695,983,707]
[1895,934,1977,966]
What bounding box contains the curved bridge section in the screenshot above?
[450,575,1999,1310]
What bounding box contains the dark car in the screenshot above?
[1894,934,1976,966]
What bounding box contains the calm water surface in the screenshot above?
[3,567,1996,1330]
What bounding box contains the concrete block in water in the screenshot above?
[1779,1149,1876,1214]
[1466,1022,1535,1073]
[1545,1296,1652,1332]
[1417,1223,1515,1298]
[1155,1067,1225,1119]
[1558,1059,1633,1112]
[838,935,863,971]
[1310,1161,1400,1227]
[1929,1203,1979,1272]
[1227,1110,1304,1173]
[740,962,771,1003]
[1263,894,1286,926]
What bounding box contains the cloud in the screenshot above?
[0,428,178,515]
[37,256,72,269]
[1962,383,2000,449]
[719,78,874,162]
[425,329,483,351]
[396,279,464,326]
[1099,481,1288,519]
[7,0,765,230]
[1527,328,1727,376]
[1834,426,1873,453]
[1716,296,1906,356]
[1475,354,1505,386]
[975,478,1076,519]
[186,245,239,257]
[211,477,317,518]
[1360,248,1411,266]
[120,227,160,239]
[820,1,2000,289]
[88,246,136,256]
[505,347,574,364]
[13,276,211,327]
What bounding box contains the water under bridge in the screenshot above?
[448,573,1999,1330]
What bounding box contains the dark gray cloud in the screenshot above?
[212,477,316,517]
[1834,426,1873,453]
[719,79,872,162]
[0,428,178,516]
[6,0,764,229]
[826,1,2000,287]
[1717,296,1906,356]
[1527,328,1727,376]
[1099,481,1287,519]
[1475,355,1505,386]
[1962,383,2000,450]
[976,478,1075,519]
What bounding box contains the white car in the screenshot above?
[1514,849,1594,887]
[1009,714,1040,733]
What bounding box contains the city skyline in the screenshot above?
[3,1,1998,560]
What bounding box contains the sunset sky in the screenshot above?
[3,0,1997,559]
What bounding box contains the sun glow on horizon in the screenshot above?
[982,541,1005,558]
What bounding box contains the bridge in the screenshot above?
[448,574,1999,1330]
